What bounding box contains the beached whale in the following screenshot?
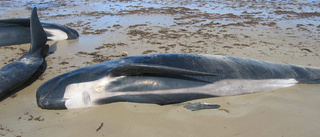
[0,16,78,46]
[0,8,48,98]
[36,53,320,109]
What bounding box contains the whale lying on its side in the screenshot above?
[0,8,48,99]
[0,18,78,46]
[36,53,320,110]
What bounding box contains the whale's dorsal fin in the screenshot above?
[29,7,47,54]
[109,63,218,77]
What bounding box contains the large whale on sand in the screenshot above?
[0,8,48,98]
[0,17,78,46]
[36,53,320,109]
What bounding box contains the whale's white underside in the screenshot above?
[63,76,298,109]
[44,28,68,40]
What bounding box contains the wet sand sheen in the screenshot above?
[1,0,320,136]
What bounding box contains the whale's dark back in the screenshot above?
[107,54,320,84]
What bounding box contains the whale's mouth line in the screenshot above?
[38,76,65,105]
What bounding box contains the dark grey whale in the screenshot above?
[0,8,48,98]
[36,53,320,109]
[0,17,78,46]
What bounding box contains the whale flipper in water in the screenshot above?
[0,18,79,46]
[36,54,320,110]
[0,7,48,99]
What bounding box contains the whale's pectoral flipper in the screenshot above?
[29,7,47,54]
[174,102,221,111]
[108,63,218,77]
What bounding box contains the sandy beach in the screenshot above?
[0,0,320,136]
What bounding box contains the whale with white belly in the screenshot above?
[0,17,79,46]
[36,53,320,109]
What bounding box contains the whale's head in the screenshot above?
[36,74,69,109]
[42,22,79,41]
[36,64,114,109]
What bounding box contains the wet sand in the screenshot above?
[1,0,320,136]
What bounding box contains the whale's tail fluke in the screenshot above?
[29,7,48,56]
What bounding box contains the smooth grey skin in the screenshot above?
[36,53,320,110]
[0,18,79,46]
[0,8,48,98]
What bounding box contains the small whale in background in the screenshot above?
[0,7,48,99]
[0,17,79,46]
[36,53,320,110]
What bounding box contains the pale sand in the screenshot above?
[1,0,320,137]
